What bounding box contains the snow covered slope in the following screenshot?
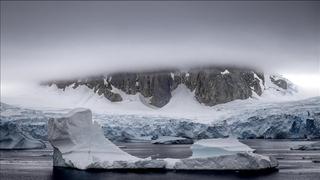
[0,73,307,124]
[1,67,300,112]
[44,67,267,108]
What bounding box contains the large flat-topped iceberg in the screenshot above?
[48,108,166,169]
[48,108,278,170]
[191,138,254,158]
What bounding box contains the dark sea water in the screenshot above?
[1,140,320,180]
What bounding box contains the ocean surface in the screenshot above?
[1,139,320,180]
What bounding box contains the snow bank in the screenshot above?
[191,138,254,158]
[48,108,278,171]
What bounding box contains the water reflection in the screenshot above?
[52,167,278,180]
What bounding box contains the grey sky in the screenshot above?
[1,1,319,82]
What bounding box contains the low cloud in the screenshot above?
[1,1,319,90]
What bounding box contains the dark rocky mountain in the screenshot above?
[44,66,288,108]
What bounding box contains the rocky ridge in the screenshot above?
[45,66,288,108]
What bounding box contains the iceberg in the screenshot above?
[191,138,254,158]
[151,136,193,144]
[291,141,320,151]
[48,108,166,169]
[173,152,277,170]
[48,108,278,171]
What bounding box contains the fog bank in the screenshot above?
[1,1,319,96]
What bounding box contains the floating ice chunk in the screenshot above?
[173,152,277,170]
[291,141,320,151]
[191,138,254,158]
[151,136,193,144]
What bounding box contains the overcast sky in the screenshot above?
[1,1,319,91]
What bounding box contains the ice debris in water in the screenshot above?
[48,108,278,170]
[191,138,254,158]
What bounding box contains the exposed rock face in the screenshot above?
[46,67,266,107]
[185,67,264,106]
[270,75,288,89]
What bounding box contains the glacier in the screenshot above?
[0,103,47,149]
[49,108,278,170]
[1,96,320,144]
[97,97,320,141]
[0,121,46,149]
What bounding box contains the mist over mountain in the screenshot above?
[1,1,319,85]
[44,66,295,108]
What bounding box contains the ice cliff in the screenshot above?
[1,97,319,145]
[0,121,45,149]
[48,108,148,169]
